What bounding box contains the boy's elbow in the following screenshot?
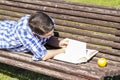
[42,57,47,61]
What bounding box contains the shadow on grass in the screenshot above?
[104,76,120,80]
[0,63,60,80]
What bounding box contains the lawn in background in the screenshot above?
[66,0,120,7]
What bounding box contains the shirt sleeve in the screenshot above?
[17,28,47,61]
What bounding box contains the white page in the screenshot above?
[86,49,98,60]
[54,39,87,63]
[65,39,86,59]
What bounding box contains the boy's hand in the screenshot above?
[59,38,69,48]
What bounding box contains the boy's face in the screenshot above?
[41,29,54,38]
[33,29,54,38]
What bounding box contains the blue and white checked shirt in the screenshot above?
[0,15,50,60]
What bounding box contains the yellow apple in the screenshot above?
[97,58,107,67]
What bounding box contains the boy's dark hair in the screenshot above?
[29,11,55,35]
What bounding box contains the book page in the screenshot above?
[65,39,86,59]
[54,39,87,63]
[86,49,98,60]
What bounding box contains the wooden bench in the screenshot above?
[0,0,120,80]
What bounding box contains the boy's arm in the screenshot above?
[17,28,48,60]
[42,48,65,60]
[46,36,61,48]
[46,36,69,48]
[43,37,69,60]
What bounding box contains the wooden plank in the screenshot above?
[0,8,120,42]
[96,52,120,62]
[55,19,120,36]
[56,26,120,42]
[57,32,120,49]
[42,0,120,12]
[8,0,120,23]
[48,58,120,77]
[0,5,120,36]
[1,50,120,79]
[92,57,120,76]
[0,50,102,80]
[0,0,119,55]
[0,56,89,80]
[16,0,120,17]
[0,1,120,29]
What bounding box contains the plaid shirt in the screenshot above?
[0,15,49,60]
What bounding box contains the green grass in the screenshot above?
[0,63,58,80]
[66,0,120,7]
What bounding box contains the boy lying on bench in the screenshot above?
[0,11,69,61]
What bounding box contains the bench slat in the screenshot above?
[96,53,120,62]
[55,19,120,36]
[14,0,120,16]
[0,56,89,80]
[0,1,120,29]
[0,50,103,80]
[56,26,120,42]
[1,8,120,43]
[58,32,120,49]
[0,10,120,37]
[0,0,119,53]
[0,12,119,52]
[0,50,120,79]
[8,0,120,23]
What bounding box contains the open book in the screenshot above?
[53,39,98,64]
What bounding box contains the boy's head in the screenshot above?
[29,11,55,37]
